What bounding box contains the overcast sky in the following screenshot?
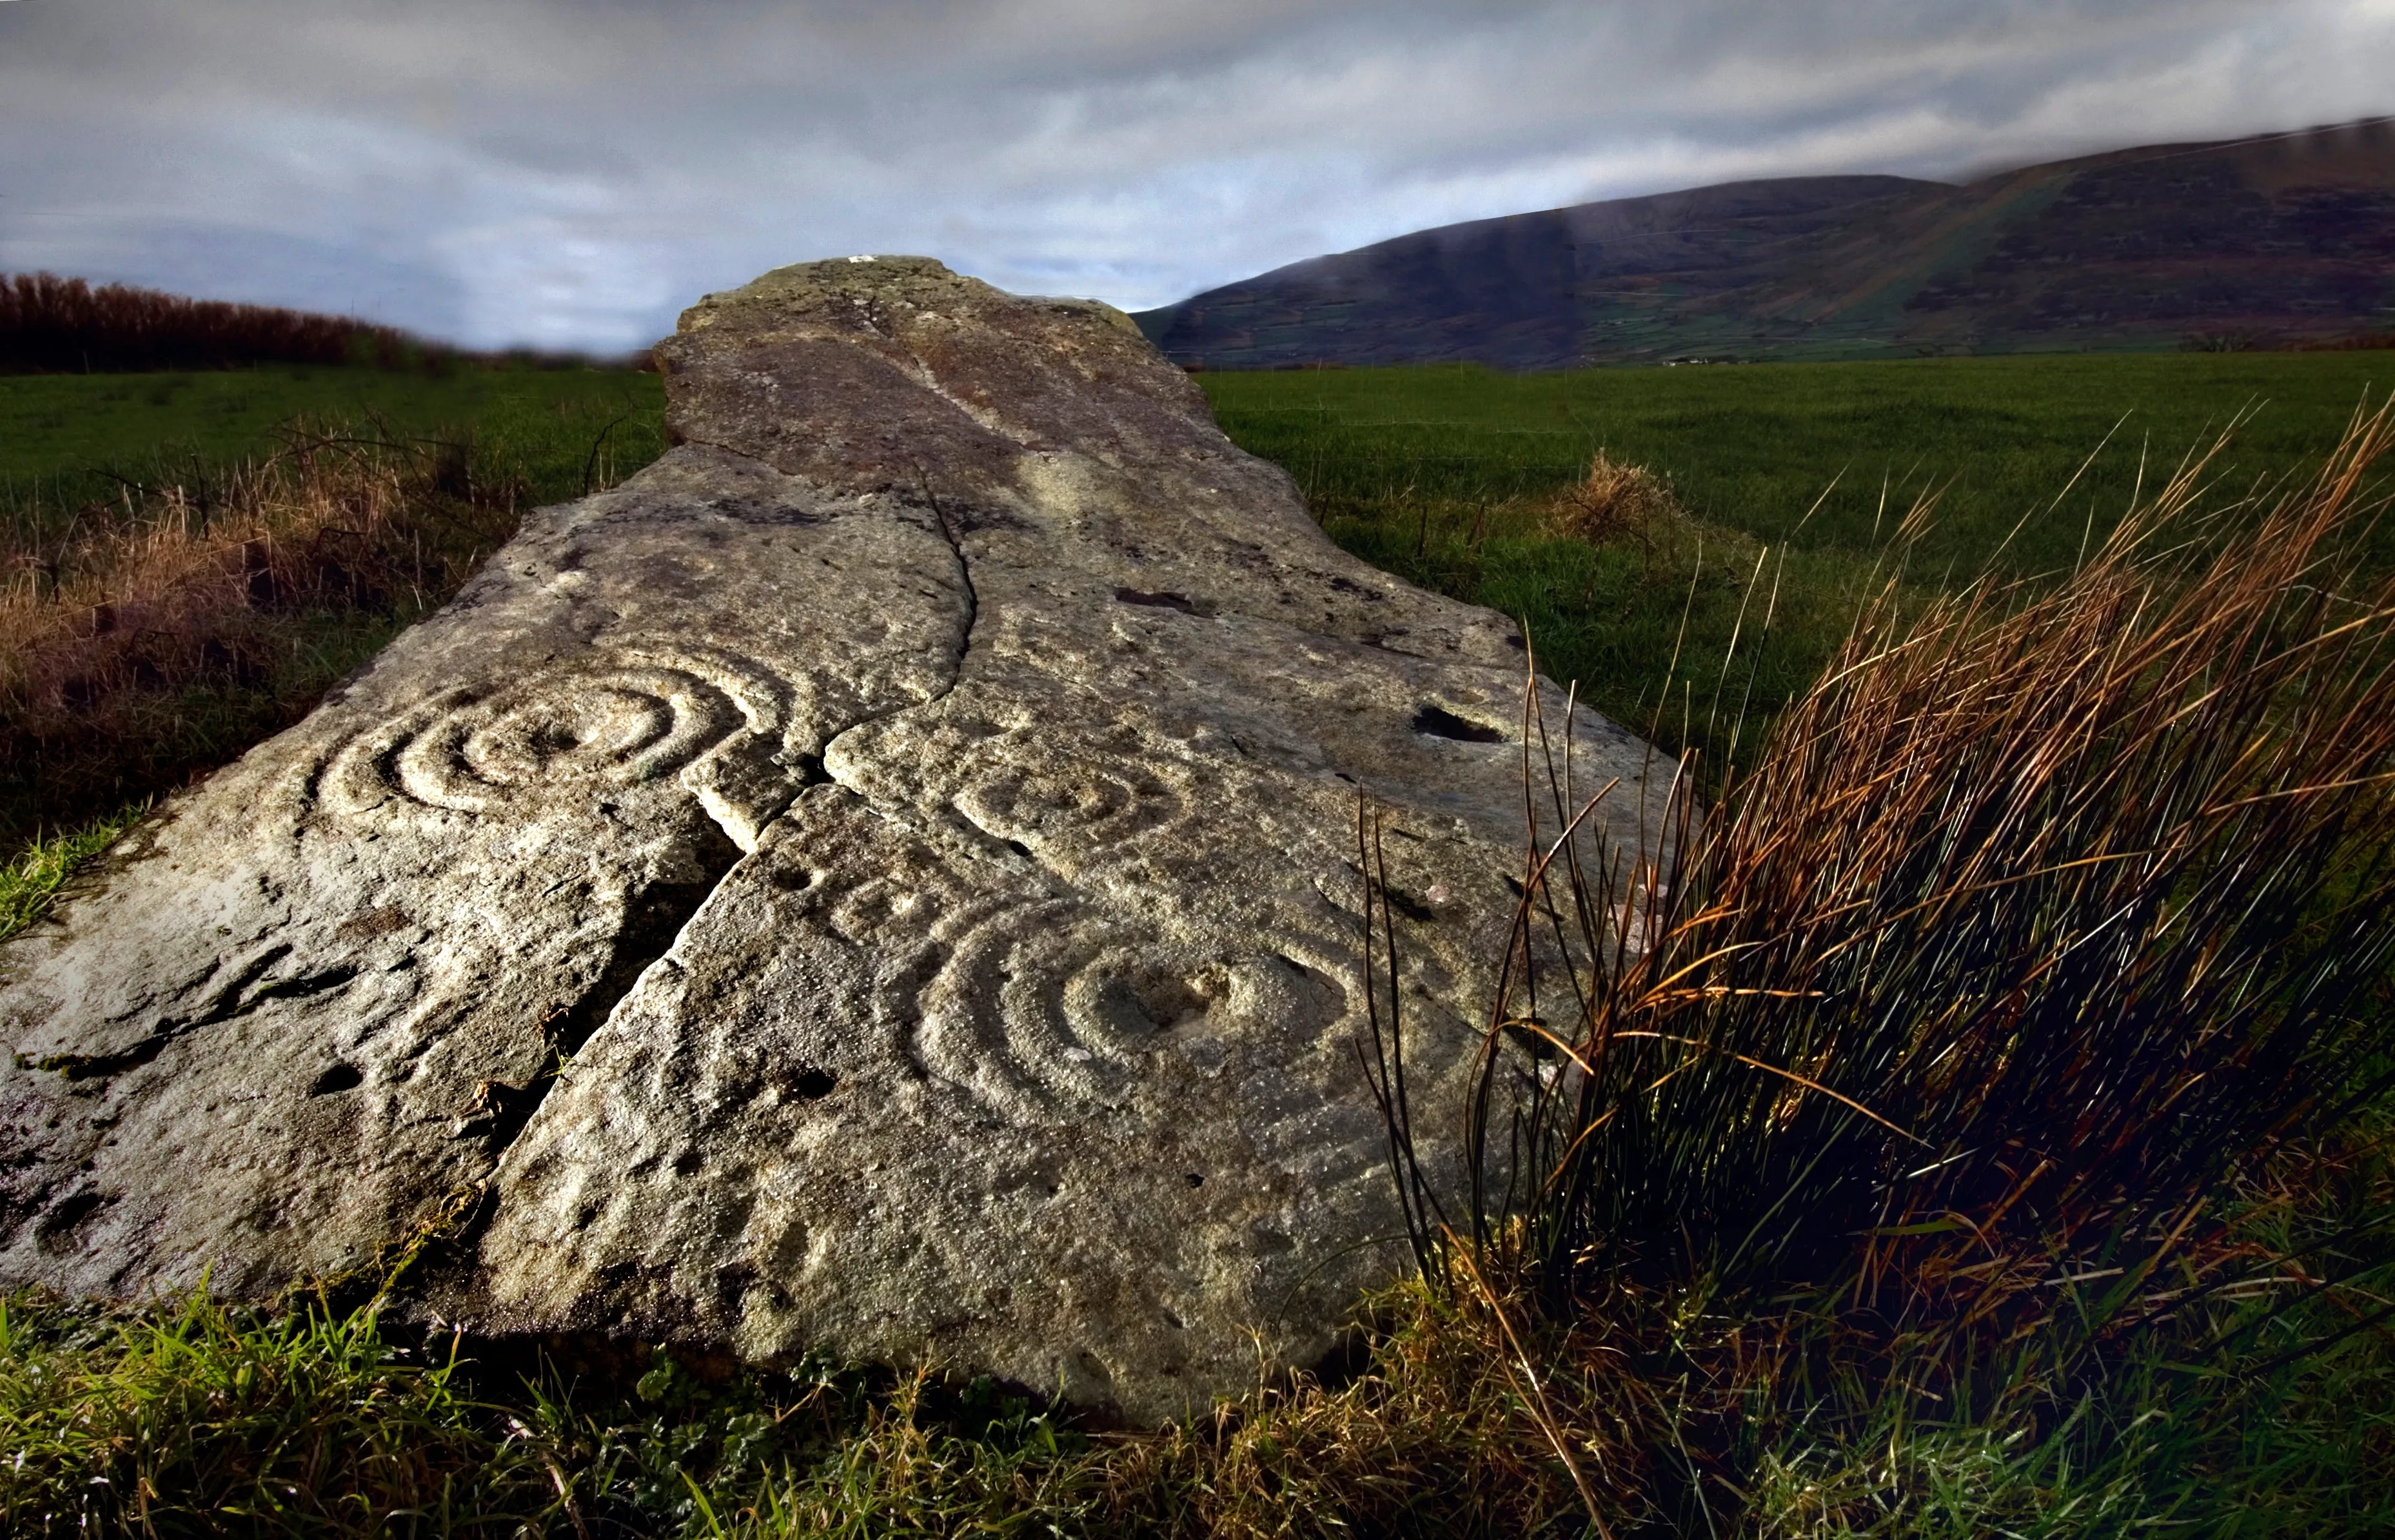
[3,1,2390,352]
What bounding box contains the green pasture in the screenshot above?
[1203,350,2394,569]
[1202,351,2394,773]
[0,363,665,522]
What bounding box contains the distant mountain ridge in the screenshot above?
[1133,119,2395,370]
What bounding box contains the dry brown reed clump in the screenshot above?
[0,429,522,840]
[1546,451,1680,555]
[1362,399,2395,1530]
[1486,394,2395,1281]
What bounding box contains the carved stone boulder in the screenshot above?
[0,257,1669,1423]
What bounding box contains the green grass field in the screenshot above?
[1204,351,2394,567]
[0,364,665,524]
[1204,351,2394,775]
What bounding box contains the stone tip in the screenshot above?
[678,257,1136,340]
[690,255,972,319]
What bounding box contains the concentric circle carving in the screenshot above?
[323,647,789,816]
[909,896,1355,1118]
[953,759,1190,858]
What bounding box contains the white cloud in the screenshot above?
[0,0,2388,349]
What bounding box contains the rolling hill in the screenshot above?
[1134,118,2395,370]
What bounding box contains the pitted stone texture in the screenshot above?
[2,257,1670,1424]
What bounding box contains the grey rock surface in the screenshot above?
[1,256,1670,1423]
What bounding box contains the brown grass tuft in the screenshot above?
[1546,451,1680,555]
[1463,395,2395,1297]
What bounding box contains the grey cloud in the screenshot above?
[3,0,2390,349]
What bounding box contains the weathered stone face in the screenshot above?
[0,257,1670,1423]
